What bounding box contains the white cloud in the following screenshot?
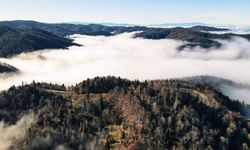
[1,33,250,103]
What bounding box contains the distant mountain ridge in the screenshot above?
[0,20,148,37]
[190,25,229,32]
[134,27,250,49]
[1,20,250,57]
[149,22,207,27]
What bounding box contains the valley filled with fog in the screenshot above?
[1,32,250,102]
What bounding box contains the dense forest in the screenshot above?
[0,76,250,150]
[0,26,78,57]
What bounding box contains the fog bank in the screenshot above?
[0,33,250,102]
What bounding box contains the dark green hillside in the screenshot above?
[1,77,250,150]
[0,26,78,57]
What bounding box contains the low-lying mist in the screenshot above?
[0,113,36,150]
[220,85,250,104]
[0,33,250,103]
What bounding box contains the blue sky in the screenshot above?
[0,0,249,25]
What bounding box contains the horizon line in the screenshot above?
[0,19,249,27]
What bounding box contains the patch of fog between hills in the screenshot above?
[0,32,250,102]
[0,113,36,150]
[219,85,250,104]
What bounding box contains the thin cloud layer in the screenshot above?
[220,85,250,103]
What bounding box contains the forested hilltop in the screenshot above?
[0,62,18,73]
[0,26,78,57]
[1,76,250,150]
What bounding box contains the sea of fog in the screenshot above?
[0,32,250,102]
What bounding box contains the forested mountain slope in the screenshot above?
[1,76,250,150]
[0,26,78,57]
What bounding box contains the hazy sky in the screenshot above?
[0,0,250,25]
